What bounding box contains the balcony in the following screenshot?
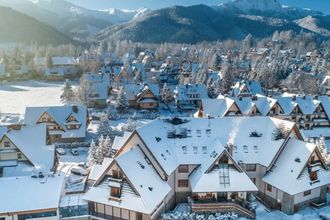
[189,198,255,219]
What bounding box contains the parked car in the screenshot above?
[56,148,66,155]
[71,166,88,176]
[70,148,79,156]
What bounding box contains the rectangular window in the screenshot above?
[206,129,211,137]
[178,165,189,173]
[110,187,120,198]
[246,164,257,172]
[17,153,22,159]
[266,183,272,192]
[178,179,189,187]
[196,130,201,137]
[202,146,207,154]
[303,190,311,196]
[4,141,10,147]
[182,146,187,154]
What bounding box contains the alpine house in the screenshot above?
[84,117,330,219]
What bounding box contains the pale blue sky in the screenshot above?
[67,0,330,14]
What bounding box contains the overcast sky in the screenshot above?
[67,0,330,14]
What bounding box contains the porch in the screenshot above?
[189,192,255,219]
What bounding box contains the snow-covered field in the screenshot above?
[0,80,66,114]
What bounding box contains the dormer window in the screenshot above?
[206,129,211,137]
[196,130,201,137]
[110,185,121,198]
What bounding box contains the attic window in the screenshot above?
[182,146,187,154]
[206,129,211,137]
[196,130,202,137]
[193,146,198,154]
[243,145,248,153]
[253,146,258,153]
[202,146,207,154]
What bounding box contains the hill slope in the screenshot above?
[0,6,73,45]
[94,4,310,43]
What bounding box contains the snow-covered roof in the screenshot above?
[82,73,109,100]
[231,80,264,97]
[112,132,132,151]
[135,117,295,175]
[199,98,235,117]
[190,164,257,193]
[175,84,208,101]
[2,124,55,174]
[84,146,171,214]
[124,83,159,101]
[0,174,64,214]
[263,138,330,195]
[24,105,87,139]
[0,126,7,139]
[34,57,77,66]
[88,158,113,182]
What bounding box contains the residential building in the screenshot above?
[230,80,264,97]
[34,57,78,79]
[174,84,208,109]
[82,73,110,108]
[24,105,87,143]
[124,83,160,110]
[0,174,64,220]
[196,94,330,138]
[0,124,55,177]
[84,117,329,219]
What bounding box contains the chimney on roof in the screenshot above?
[226,143,233,156]
[72,105,78,113]
[293,95,296,101]
[252,95,258,101]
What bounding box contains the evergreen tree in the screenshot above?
[161,83,171,105]
[206,78,216,98]
[103,135,112,158]
[61,79,75,104]
[87,140,97,167]
[116,87,129,112]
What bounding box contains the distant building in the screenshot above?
[124,83,160,110]
[34,57,78,79]
[82,73,110,108]
[24,105,87,143]
[174,84,208,109]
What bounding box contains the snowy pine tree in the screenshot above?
[116,87,129,112]
[317,136,330,165]
[161,83,171,104]
[87,140,97,167]
[103,135,112,158]
[206,78,216,98]
[61,79,75,104]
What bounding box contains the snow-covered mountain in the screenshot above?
[0,0,151,39]
[100,7,151,23]
[221,0,283,13]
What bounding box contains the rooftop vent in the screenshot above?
[295,158,301,163]
[164,117,190,125]
[137,161,145,169]
[155,137,162,142]
[250,131,262,137]
[148,187,153,191]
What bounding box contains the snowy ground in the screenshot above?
[163,202,330,220]
[0,80,68,114]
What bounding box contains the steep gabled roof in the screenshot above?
[263,138,330,195]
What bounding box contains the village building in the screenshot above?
[124,83,160,110]
[34,57,78,79]
[196,94,330,138]
[230,80,264,97]
[0,174,64,220]
[82,73,110,108]
[84,117,330,219]
[174,84,208,110]
[0,124,55,177]
[24,105,88,143]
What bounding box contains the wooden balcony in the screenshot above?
[190,200,255,219]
